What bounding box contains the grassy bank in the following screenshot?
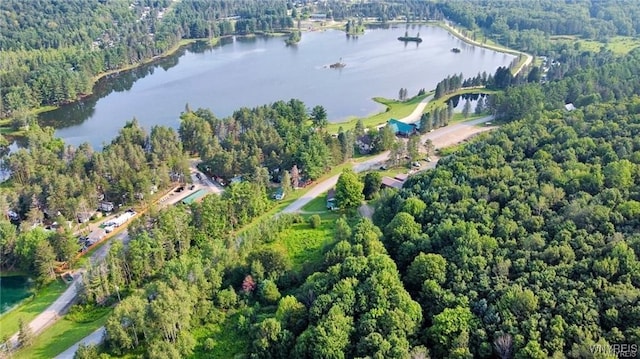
[425,88,498,113]
[0,278,68,339]
[13,306,110,359]
[326,93,430,133]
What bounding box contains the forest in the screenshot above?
[0,0,293,118]
[4,0,640,118]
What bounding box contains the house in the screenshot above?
[356,135,373,154]
[381,176,404,190]
[273,187,286,201]
[76,212,94,224]
[387,119,418,137]
[326,188,338,210]
[99,201,114,212]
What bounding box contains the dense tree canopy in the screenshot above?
[374,99,640,357]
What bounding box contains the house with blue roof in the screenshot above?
[387,119,418,137]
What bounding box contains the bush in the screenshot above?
[217,286,238,309]
[203,338,216,351]
[308,214,321,228]
[258,280,281,304]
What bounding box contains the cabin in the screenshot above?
[356,135,373,154]
[387,119,418,137]
[99,201,114,212]
[326,188,337,210]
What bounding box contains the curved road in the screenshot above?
[442,21,533,76]
[283,115,495,214]
[54,327,105,359]
[5,163,218,355]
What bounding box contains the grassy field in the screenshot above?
[191,313,248,359]
[548,35,640,55]
[271,212,339,271]
[13,306,110,359]
[578,36,640,55]
[326,93,430,134]
[0,278,69,339]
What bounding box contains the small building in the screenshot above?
[273,187,285,201]
[394,173,409,182]
[230,175,243,185]
[564,103,576,111]
[76,212,93,224]
[326,188,337,210]
[99,201,114,212]
[181,189,208,205]
[381,176,404,190]
[356,135,373,154]
[387,119,418,137]
[310,13,327,21]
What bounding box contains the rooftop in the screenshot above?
[381,176,404,189]
[388,119,417,135]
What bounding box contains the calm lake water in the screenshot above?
[40,25,515,149]
[0,275,32,314]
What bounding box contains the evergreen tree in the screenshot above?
[18,318,33,348]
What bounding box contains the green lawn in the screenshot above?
[326,93,431,134]
[376,166,410,179]
[12,306,110,359]
[191,313,248,359]
[271,212,340,271]
[301,194,329,212]
[0,278,69,339]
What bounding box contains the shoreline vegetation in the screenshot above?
[1,20,527,139]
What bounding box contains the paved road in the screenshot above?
[421,116,494,149]
[395,95,433,124]
[5,229,129,351]
[283,116,495,214]
[281,152,389,214]
[54,327,105,359]
[49,116,496,356]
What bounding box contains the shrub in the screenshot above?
[308,214,321,228]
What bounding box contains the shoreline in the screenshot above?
[2,21,526,138]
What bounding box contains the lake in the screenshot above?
[40,24,515,149]
[0,275,32,314]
